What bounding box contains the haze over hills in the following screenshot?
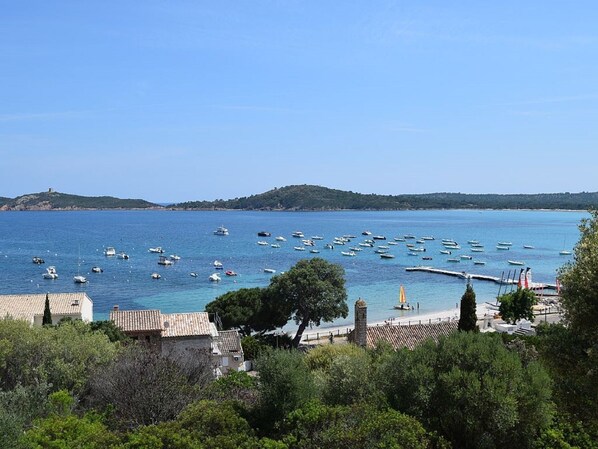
[2,185,598,211]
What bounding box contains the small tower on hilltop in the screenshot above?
[354,298,367,347]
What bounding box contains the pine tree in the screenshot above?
[42,293,52,325]
[458,283,478,332]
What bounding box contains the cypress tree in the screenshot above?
[42,293,52,325]
[458,283,479,332]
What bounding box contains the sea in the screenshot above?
[0,209,587,327]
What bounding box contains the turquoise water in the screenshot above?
[0,210,586,325]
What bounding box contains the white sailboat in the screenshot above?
[394,285,411,310]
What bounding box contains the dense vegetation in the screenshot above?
[174,184,598,210]
[4,185,598,211]
[0,191,160,210]
[1,213,598,447]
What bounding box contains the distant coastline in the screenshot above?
[2,185,597,212]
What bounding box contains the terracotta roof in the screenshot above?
[110,309,163,333]
[215,330,243,354]
[161,312,215,338]
[0,292,90,320]
[351,320,458,350]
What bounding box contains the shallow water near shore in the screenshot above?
[0,209,585,325]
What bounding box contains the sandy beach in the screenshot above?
[300,301,497,342]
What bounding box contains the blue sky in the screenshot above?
[1,1,597,203]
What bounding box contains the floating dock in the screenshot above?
[405,266,557,289]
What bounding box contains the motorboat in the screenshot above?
[324,243,334,249]
[416,239,425,244]
[43,266,58,279]
[374,249,388,254]
[508,260,524,266]
[32,256,45,264]
[496,245,510,250]
[169,254,181,261]
[341,251,356,256]
[151,273,161,279]
[349,247,362,252]
[294,246,306,251]
[460,255,473,260]
[372,235,386,240]
[380,253,395,259]
[275,236,287,242]
[257,241,269,246]
[471,248,484,252]
[158,256,173,265]
[214,226,229,236]
[447,258,460,263]
[421,236,435,241]
[467,240,480,245]
[271,243,281,248]
[407,252,419,256]
[362,231,372,235]
[302,239,315,246]
[208,273,221,282]
[377,245,389,249]
[148,247,164,253]
[311,236,324,240]
[118,252,129,259]
[257,231,271,237]
[225,270,237,276]
[264,268,276,273]
[422,256,433,260]
[559,250,572,255]
[213,260,223,269]
[291,231,304,238]
[523,245,535,249]
[403,234,416,239]
[310,249,320,254]
[440,250,452,255]
[474,260,486,265]
[394,237,406,242]
[104,247,116,256]
[497,242,513,246]
[91,266,103,273]
[190,272,198,277]
[387,241,398,245]
[73,275,87,284]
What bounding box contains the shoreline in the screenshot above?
[300,302,497,341]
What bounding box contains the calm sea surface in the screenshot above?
[0,210,586,326]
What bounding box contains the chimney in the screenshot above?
[113,305,119,311]
[354,298,367,348]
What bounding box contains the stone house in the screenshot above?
[110,307,244,374]
[0,292,93,325]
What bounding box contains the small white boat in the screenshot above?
[117,252,129,259]
[467,240,480,244]
[148,247,164,253]
[460,255,473,260]
[104,247,116,256]
[213,260,223,269]
[324,243,334,249]
[275,236,287,242]
[375,249,388,254]
[310,249,320,254]
[508,260,524,266]
[496,245,510,250]
[190,272,198,277]
[362,231,372,235]
[264,268,276,273]
[294,246,306,251]
[404,234,416,239]
[91,266,103,273]
[271,243,281,248]
[311,236,324,240]
[377,245,389,249]
[169,254,181,261]
[380,253,395,259]
[208,273,221,282]
[32,256,45,264]
[471,248,484,252]
[151,273,161,279]
[498,242,513,246]
[158,256,173,266]
[257,241,269,246]
[407,252,419,256]
[559,250,572,255]
[292,231,304,238]
[214,226,229,236]
[440,250,452,255]
[471,243,484,248]
[421,236,435,241]
[73,275,87,284]
[523,245,535,249]
[447,258,460,263]
[387,241,398,245]
[394,237,406,242]
[43,266,58,279]
[372,235,386,240]
[341,251,356,256]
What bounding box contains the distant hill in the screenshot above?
[0,191,161,211]
[173,184,598,211]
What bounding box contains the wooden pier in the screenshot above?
[405,266,557,289]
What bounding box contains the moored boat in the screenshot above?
[214,226,229,236]
[208,273,221,282]
[104,247,116,256]
[508,260,524,266]
[42,266,58,279]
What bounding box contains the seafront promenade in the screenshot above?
[300,301,563,344]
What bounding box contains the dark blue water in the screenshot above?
[0,210,585,325]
